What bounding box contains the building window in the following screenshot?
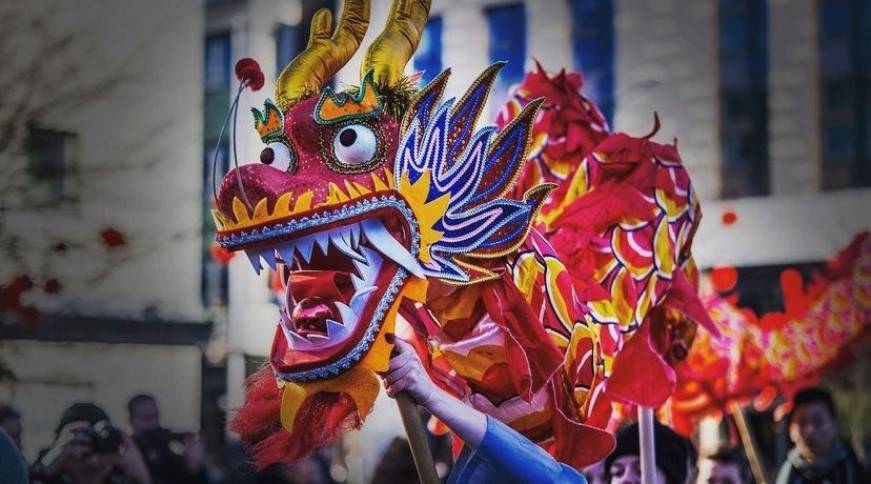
[202,141,230,308]
[718,0,769,199]
[819,0,871,189]
[203,32,231,309]
[568,0,615,126]
[414,15,443,85]
[275,23,298,76]
[27,127,77,207]
[486,3,526,92]
[204,33,231,142]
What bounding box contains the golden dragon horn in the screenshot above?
[361,0,431,86]
[275,0,370,109]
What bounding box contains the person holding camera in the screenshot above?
[30,402,151,484]
[127,394,206,484]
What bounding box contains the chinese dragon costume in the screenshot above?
[213,0,715,469]
[670,232,871,433]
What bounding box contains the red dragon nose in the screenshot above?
[217,164,329,218]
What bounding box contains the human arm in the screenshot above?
[381,336,586,483]
[381,336,486,449]
[31,421,92,479]
[107,432,151,484]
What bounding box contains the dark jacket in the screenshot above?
[775,441,868,484]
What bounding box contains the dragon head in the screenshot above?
[213,0,550,393]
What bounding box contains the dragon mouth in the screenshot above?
[274,221,392,349]
[219,194,424,381]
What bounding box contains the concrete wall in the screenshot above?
[768,0,819,196]
[614,0,721,201]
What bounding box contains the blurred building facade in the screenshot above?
[0,0,209,461]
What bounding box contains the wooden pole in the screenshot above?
[729,401,768,484]
[638,407,657,484]
[396,392,441,484]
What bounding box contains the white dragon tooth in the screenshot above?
[349,286,377,315]
[351,274,367,293]
[360,219,425,278]
[326,319,351,340]
[314,232,330,255]
[277,243,296,267]
[332,231,366,262]
[297,236,315,263]
[286,330,315,349]
[352,255,374,284]
[245,251,263,275]
[304,332,329,341]
[261,250,278,271]
[356,246,383,283]
[348,223,361,249]
[335,302,358,328]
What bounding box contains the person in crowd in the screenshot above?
[583,460,608,484]
[380,335,586,483]
[697,446,751,484]
[127,393,207,484]
[775,386,868,484]
[29,402,151,484]
[1,424,28,484]
[0,403,23,451]
[605,420,697,484]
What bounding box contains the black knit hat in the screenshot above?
[56,402,111,437]
[604,421,695,484]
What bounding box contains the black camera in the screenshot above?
[81,420,124,454]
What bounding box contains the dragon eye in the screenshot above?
[332,125,377,166]
[261,142,295,173]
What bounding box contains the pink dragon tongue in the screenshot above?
[290,297,334,337]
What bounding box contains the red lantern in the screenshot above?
[710,265,738,292]
[721,209,738,225]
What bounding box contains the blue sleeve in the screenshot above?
[448,416,586,483]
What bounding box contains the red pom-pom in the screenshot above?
[100,227,126,248]
[721,209,738,225]
[710,265,738,292]
[209,242,236,265]
[235,58,265,92]
[43,278,62,294]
